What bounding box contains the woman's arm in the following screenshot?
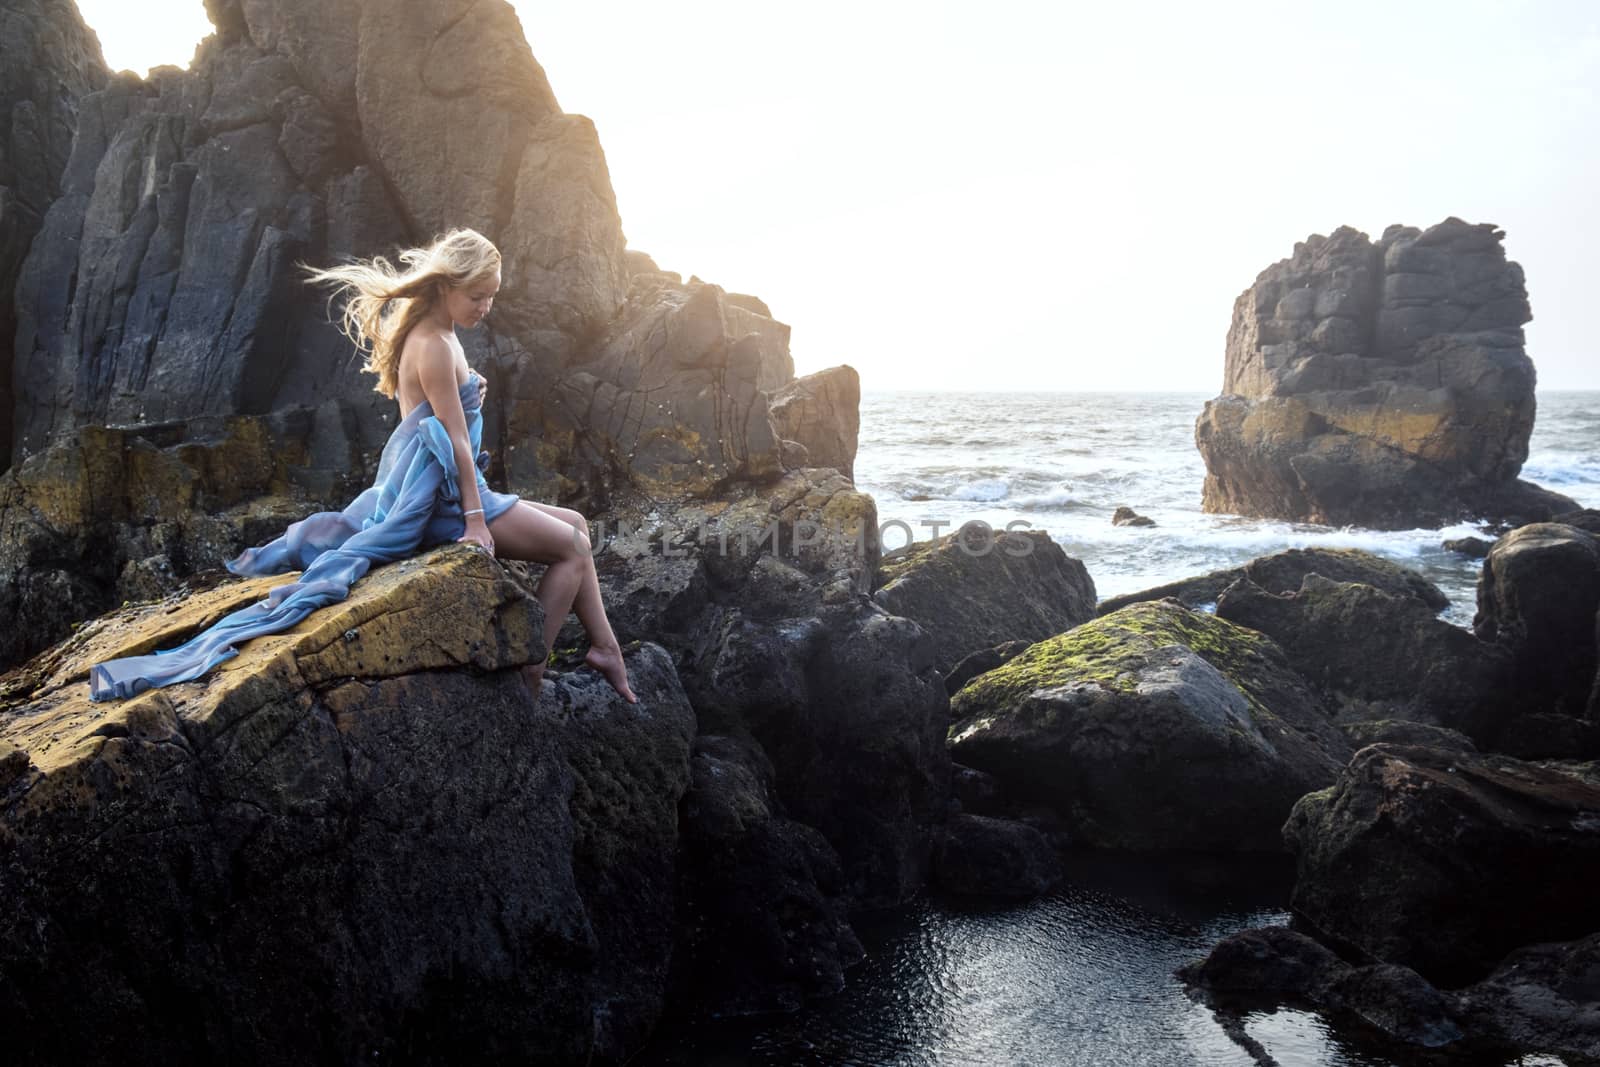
[411,334,492,549]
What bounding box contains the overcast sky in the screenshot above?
[77,0,1600,391]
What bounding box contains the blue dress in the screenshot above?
[88,370,522,702]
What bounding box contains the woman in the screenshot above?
[89,228,635,704]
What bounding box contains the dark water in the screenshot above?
[637,854,1572,1067]
[634,391,1597,1066]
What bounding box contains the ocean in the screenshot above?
[638,391,1598,1066]
[856,390,1600,626]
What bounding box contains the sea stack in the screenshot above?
[1194,218,1578,529]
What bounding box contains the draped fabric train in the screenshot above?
[88,371,521,702]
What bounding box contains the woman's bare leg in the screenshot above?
[488,501,637,703]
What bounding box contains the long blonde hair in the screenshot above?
[301,228,502,398]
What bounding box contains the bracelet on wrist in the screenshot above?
[463,507,485,517]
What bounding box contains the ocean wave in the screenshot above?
[1012,487,1094,510]
[949,478,1011,502]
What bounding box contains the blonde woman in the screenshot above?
[90,228,636,705]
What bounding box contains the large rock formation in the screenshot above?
[1195,218,1578,529]
[0,546,698,1064]
[872,527,1096,676]
[0,0,107,470]
[576,469,951,907]
[947,600,1351,851]
[0,0,862,673]
[1284,744,1600,987]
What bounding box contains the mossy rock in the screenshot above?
[948,600,1350,852]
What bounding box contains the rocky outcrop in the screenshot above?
[577,469,950,907]
[1111,506,1155,527]
[1185,925,1600,1061]
[668,732,863,1016]
[0,410,370,670]
[1194,218,1579,529]
[1215,574,1512,742]
[0,0,107,470]
[948,601,1351,852]
[2,0,845,671]
[1284,744,1600,987]
[0,546,698,1064]
[1096,546,1447,616]
[769,364,860,478]
[1474,523,1600,719]
[873,528,1096,676]
[1179,927,1464,1049]
[932,813,1063,899]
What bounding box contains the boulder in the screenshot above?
[948,600,1351,852]
[1194,218,1578,529]
[769,365,860,478]
[1096,546,1448,616]
[932,814,1063,899]
[1456,934,1600,1061]
[668,732,863,1016]
[873,528,1096,676]
[1112,506,1156,527]
[1284,744,1600,986]
[0,545,697,1064]
[1179,927,1463,1049]
[1443,535,1493,558]
[1474,522,1600,719]
[1215,574,1511,741]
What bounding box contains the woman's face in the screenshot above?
[443,269,501,328]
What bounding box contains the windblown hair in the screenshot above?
[301,228,501,399]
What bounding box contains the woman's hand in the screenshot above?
[458,514,495,556]
[477,373,489,406]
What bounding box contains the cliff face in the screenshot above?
[1195,218,1577,529]
[1,0,857,672]
[0,0,108,470]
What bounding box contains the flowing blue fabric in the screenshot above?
[89,371,521,702]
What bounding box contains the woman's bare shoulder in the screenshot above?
[399,327,461,381]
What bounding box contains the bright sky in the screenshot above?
[75,0,1600,391]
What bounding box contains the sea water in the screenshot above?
[637,391,1599,1066]
[856,390,1600,626]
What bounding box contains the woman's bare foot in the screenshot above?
[519,661,545,702]
[585,643,638,704]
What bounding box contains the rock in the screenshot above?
[0,0,107,469]
[1178,925,1351,998]
[0,412,366,672]
[584,470,950,907]
[1180,927,1464,1048]
[1284,744,1600,986]
[668,733,863,1016]
[1215,574,1511,742]
[950,762,1006,815]
[1339,719,1478,754]
[546,278,788,501]
[1112,506,1156,527]
[948,600,1351,852]
[1097,546,1448,616]
[1552,509,1600,536]
[1456,934,1600,1061]
[873,528,1096,676]
[1194,219,1578,529]
[944,639,1033,696]
[0,545,698,1064]
[769,365,860,479]
[932,814,1063,899]
[1474,522,1600,719]
[1443,535,1493,558]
